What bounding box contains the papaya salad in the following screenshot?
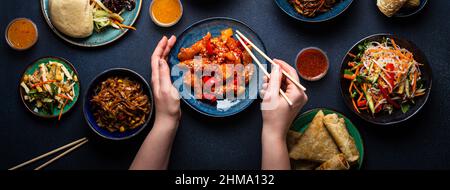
[343,38,426,116]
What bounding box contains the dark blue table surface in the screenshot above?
[1,0,449,170]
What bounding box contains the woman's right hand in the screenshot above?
[260,59,308,170]
[260,59,308,140]
[151,36,181,128]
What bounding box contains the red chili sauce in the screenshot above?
[296,48,328,80]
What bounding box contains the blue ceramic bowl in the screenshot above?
[274,0,353,22]
[83,68,153,140]
[168,17,267,117]
[40,0,142,47]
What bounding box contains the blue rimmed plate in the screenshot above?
[274,0,353,22]
[168,17,267,117]
[40,0,142,47]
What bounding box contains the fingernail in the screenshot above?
[159,59,164,67]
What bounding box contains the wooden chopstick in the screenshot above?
[235,34,293,106]
[9,137,88,170]
[236,30,307,91]
[34,139,88,170]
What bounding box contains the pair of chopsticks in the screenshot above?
[234,30,307,106]
[9,137,88,170]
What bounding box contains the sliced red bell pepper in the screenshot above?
[379,84,400,109]
[375,104,383,113]
[202,77,218,103]
[385,63,396,87]
[357,100,367,107]
[206,38,214,55]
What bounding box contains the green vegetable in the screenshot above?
[366,93,375,114]
[50,83,58,95]
[355,41,370,60]
[344,69,354,76]
[355,75,366,84]
[397,81,405,94]
[401,103,410,113]
[358,42,370,52]
[405,78,410,98]
[93,10,112,31]
[367,73,379,84]
[362,86,375,114]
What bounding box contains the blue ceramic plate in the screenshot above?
[83,68,153,140]
[168,17,267,117]
[274,0,353,22]
[394,0,428,17]
[40,0,142,47]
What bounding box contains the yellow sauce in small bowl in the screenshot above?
[150,0,183,27]
[5,18,38,51]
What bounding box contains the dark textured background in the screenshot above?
[1,0,449,170]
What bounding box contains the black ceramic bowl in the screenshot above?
[340,34,432,125]
[83,68,153,140]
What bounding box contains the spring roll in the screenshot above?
[287,130,302,151]
[289,110,340,162]
[323,114,359,163]
[316,154,350,170]
[291,160,320,170]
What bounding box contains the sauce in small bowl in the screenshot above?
[5,18,38,51]
[295,47,329,81]
[150,0,183,27]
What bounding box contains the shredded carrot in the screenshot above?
[32,80,57,87]
[412,71,418,95]
[349,81,354,95]
[352,98,360,113]
[57,94,71,100]
[114,21,136,31]
[354,85,362,95]
[354,65,361,76]
[348,52,357,58]
[391,39,399,51]
[415,92,426,97]
[58,98,68,121]
[357,93,363,102]
[344,74,356,80]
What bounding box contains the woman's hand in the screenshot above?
[151,35,181,128]
[260,59,308,170]
[261,59,308,139]
[130,36,180,170]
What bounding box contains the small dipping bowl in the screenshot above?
[149,0,183,27]
[295,47,329,81]
[5,18,38,51]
